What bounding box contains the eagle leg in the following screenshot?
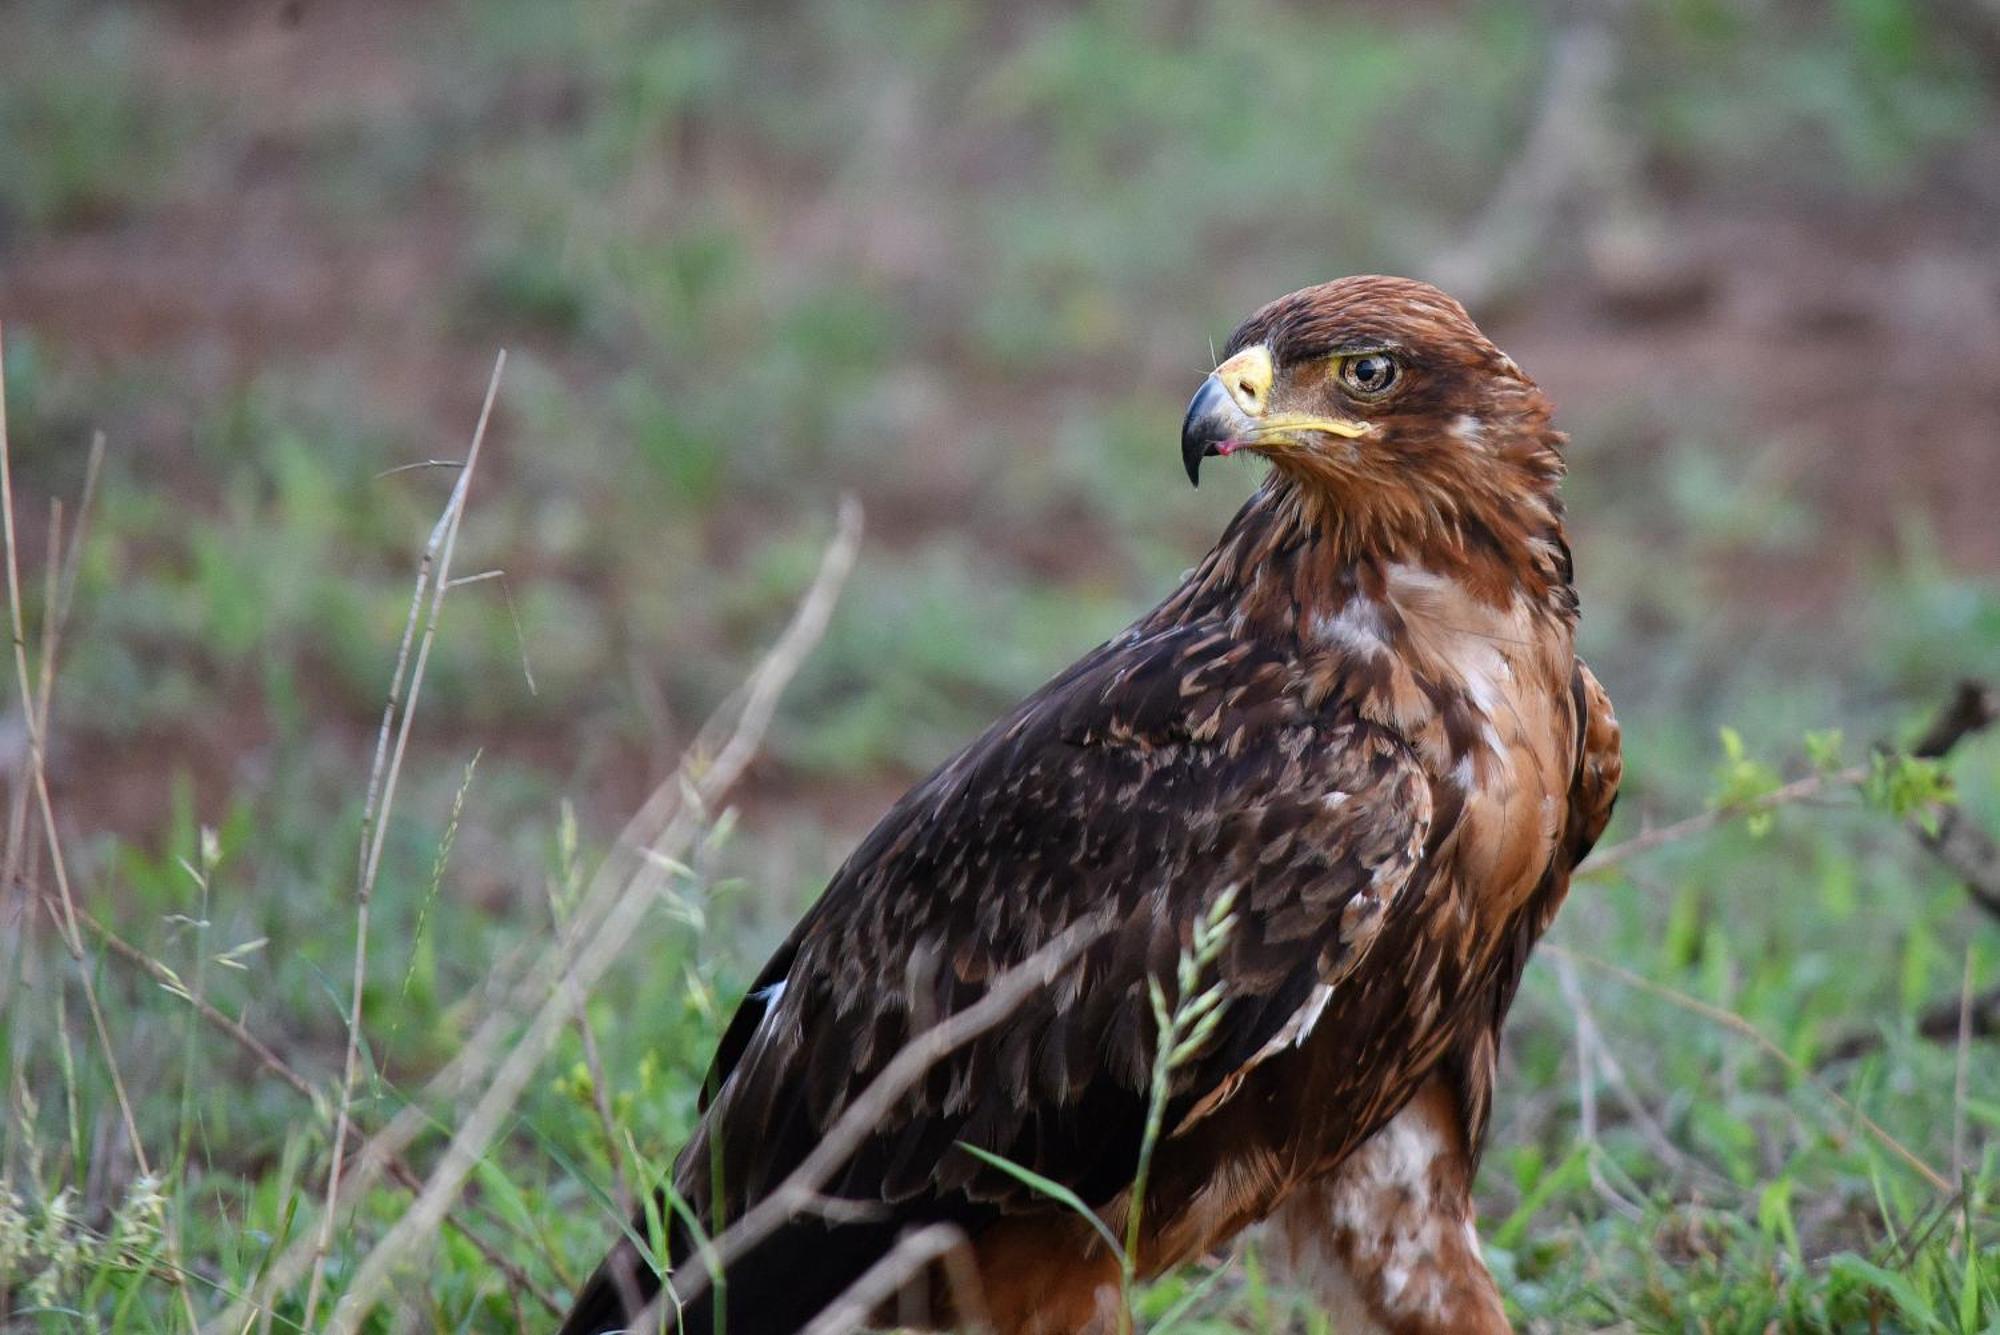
[1265,1076,1510,1335]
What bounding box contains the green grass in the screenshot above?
[2,0,1999,1329]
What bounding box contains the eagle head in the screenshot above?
[1181,277,1563,521]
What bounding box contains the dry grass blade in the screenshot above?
[312,498,863,1333]
[0,326,204,1329]
[1543,942,1952,1195]
[304,349,507,1328]
[35,887,563,1315]
[1952,946,1974,1187]
[3,432,100,901]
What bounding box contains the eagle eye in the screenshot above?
[1336,352,1400,399]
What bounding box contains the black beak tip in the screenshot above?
[1180,375,1233,490]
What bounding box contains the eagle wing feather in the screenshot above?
[685,619,1436,1224]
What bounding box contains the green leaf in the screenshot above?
[1804,728,1846,773]
[1829,1254,1944,1331]
[1150,1257,1236,1334]
[1958,1238,1981,1335]
[957,1142,1126,1263]
[1862,752,1954,828]
[1493,1141,1591,1250]
[1710,725,1782,821]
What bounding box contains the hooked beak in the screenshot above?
[1180,374,1255,487]
[1178,342,1375,487]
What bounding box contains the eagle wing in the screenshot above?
[685,619,1435,1222]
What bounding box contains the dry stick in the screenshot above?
[0,327,203,1330]
[1569,675,2000,1070]
[1911,679,2000,922]
[635,917,1111,1332]
[218,504,860,1333]
[1909,680,2000,760]
[797,1222,991,1335]
[329,503,861,1328]
[218,940,560,1331]
[1428,8,1627,311]
[304,350,507,1329]
[1783,680,2000,1065]
[1552,954,1646,1222]
[322,499,863,1333]
[1542,943,1952,1196]
[1924,811,2000,924]
[1,542,44,896]
[1552,945,1700,1182]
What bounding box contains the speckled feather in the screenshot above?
[559,277,1622,1335]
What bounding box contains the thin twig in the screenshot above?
[1553,954,1647,1222]
[1910,679,2000,921]
[1580,677,1999,882]
[1576,764,1868,880]
[1909,680,2000,759]
[642,916,1110,1330]
[797,1222,990,1335]
[1918,804,2000,925]
[374,459,468,479]
[1544,943,1952,1195]
[307,350,506,1326]
[1,499,60,929]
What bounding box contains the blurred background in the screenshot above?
[3,0,1999,1328]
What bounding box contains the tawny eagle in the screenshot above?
[561,276,1622,1335]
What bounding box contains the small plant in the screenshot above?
[1712,726,1784,836]
[964,884,1239,1333]
[1863,751,1954,835]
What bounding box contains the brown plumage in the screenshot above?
[560,275,1621,1335]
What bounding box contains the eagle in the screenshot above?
[560,276,1622,1335]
